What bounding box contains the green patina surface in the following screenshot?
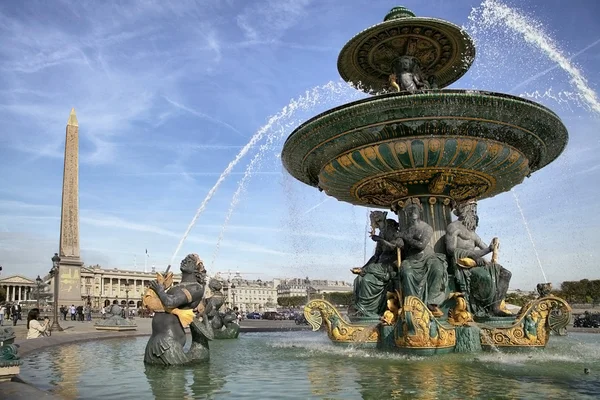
[282,90,568,207]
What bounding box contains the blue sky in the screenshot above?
[0,0,598,290]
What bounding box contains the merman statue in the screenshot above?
[143,253,214,365]
[445,201,512,317]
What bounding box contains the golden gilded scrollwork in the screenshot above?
[381,291,401,326]
[479,296,572,348]
[428,172,455,194]
[304,299,379,344]
[447,293,474,326]
[395,296,456,349]
[354,168,492,206]
[357,177,408,206]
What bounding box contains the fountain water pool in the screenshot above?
[19,332,600,399]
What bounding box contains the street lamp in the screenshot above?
[124,281,130,319]
[35,275,43,309]
[231,283,236,308]
[50,253,63,332]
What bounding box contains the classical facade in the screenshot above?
[225,274,280,313]
[0,275,42,303]
[277,278,352,298]
[41,265,180,308]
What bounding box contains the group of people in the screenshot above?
[0,302,22,326]
[351,199,512,319]
[60,304,92,321]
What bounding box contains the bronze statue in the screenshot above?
[396,201,447,317]
[197,279,240,339]
[95,300,136,330]
[391,56,430,93]
[349,211,401,318]
[144,254,214,365]
[445,201,512,317]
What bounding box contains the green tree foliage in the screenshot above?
[553,279,600,304]
[505,292,536,307]
[277,296,307,307]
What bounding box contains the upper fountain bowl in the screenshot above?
[337,6,476,94]
[281,90,568,208]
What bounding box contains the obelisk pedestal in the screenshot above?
[57,109,84,306]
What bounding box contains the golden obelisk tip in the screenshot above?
[67,108,78,127]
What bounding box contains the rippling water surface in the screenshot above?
[20,331,600,399]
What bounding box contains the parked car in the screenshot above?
[262,312,285,320]
[573,314,600,328]
[246,312,261,319]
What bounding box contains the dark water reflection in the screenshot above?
[20,331,600,399]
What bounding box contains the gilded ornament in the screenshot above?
[363,147,378,160]
[395,141,408,154]
[479,296,571,348]
[395,296,456,349]
[304,299,379,344]
[447,293,473,326]
[429,139,441,152]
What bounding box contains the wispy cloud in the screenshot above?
[236,0,313,41]
[163,96,244,137]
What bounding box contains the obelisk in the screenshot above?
[57,108,84,306]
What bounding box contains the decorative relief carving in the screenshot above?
[354,169,492,206]
[59,124,81,259]
[357,177,408,206]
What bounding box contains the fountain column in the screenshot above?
[395,195,453,254]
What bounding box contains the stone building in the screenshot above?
[39,265,180,308]
[0,275,41,303]
[225,273,280,313]
[277,278,352,298]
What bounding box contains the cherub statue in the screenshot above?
[391,56,431,93]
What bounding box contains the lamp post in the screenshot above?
[35,275,43,309]
[50,253,63,332]
[124,281,130,319]
[231,283,236,308]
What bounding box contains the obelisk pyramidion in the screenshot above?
[58,108,84,305]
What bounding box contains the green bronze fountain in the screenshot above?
[281,6,572,354]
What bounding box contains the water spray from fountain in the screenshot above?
[172,81,364,265]
[468,0,600,115]
[209,81,365,266]
[511,189,548,283]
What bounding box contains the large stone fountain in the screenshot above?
[281,6,571,354]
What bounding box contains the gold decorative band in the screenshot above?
[181,287,193,303]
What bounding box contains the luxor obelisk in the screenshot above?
[57,108,84,305]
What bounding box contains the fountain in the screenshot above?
[281,6,572,353]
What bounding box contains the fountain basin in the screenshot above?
[282,90,568,207]
[18,332,600,399]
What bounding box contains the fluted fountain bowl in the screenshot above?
[281,90,568,208]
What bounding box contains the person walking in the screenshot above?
[70,304,76,320]
[12,303,21,326]
[0,304,5,326]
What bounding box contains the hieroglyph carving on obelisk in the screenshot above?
[58,108,84,305]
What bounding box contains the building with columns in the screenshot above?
[221,272,280,313]
[78,265,180,308]
[36,265,180,308]
[0,275,40,303]
[277,278,352,298]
